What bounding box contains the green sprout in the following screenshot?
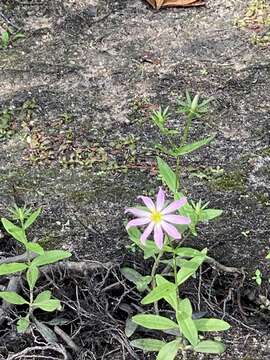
[0,206,71,336]
[252,269,262,286]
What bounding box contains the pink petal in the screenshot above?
[163,215,191,225]
[154,224,164,249]
[125,207,151,218]
[161,197,187,215]
[138,196,156,211]
[140,222,154,245]
[156,187,165,211]
[126,218,150,229]
[161,221,181,239]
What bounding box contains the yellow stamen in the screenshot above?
[150,211,162,223]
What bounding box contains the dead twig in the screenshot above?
[54,326,80,353]
[0,11,20,31]
[205,256,243,274]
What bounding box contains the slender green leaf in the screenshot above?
[176,298,198,346]
[120,267,143,284]
[0,262,28,275]
[141,282,176,305]
[1,218,27,244]
[13,33,26,41]
[157,157,177,193]
[33,298,61,312]
[179,298,193,317]
[156,275,177,311]
[177,255,206,285]
[193,340,225,354]
[160,257,187,268]
[131,338,166,352]
[199,209,223,222]
[266,252,270,260]
[125,318,138,338]
[45,318,69,326]
[132,314,178,330]
[24,208,41,229]
[174,247,201,258]
[177,311,198,347]
[17,316,30,333]
[1,31,9,48]
[137,276,152,292]
[25,242,44,255]
[32,250,71,267]
[0,291,28,305]
[26,265,39,290]
[34,320,57,343]
[194,318,230,332]
[173,137,214,156]
[157,340,180,360]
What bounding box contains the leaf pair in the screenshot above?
[121,267,152,292]
[0,290,61,312]
[0,250,71,277]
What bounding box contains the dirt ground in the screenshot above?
[0,0,270,359]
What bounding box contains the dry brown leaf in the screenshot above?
[145,0,205,8]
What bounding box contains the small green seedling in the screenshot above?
[1,29,25,49]
[252,269,262,286]
[0,109,13,138]
[0,205,71,338]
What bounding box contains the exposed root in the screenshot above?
[7,344,68,360]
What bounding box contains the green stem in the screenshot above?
[151,249,164,289]
[175,114,193,192]
[150,245,165,315]
[175,156,181,193]
[180,114,193,148]
[172,250,180,309]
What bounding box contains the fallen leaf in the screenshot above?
[145,0,205,8]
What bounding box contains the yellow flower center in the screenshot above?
[150,211,162,223]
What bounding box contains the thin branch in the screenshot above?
[54,326,80,353]
[205,256,243,274]
[0,11,20,31]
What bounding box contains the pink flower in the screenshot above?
[126,188,191,249]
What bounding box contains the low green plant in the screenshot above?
[1,29,25,49]
[123,92,231,359]
[0,205,71,336]
[252,269,262,285]
[253,252,270,286]
[0,108,13,138]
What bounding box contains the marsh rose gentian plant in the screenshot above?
[126,188,191,249]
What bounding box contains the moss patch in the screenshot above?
[210,171,247,191]
[254,191,270,206]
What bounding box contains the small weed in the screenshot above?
[0,28,25,49]
[0,108,14,138]
[0,206,71,336]
[235,0,270,46]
